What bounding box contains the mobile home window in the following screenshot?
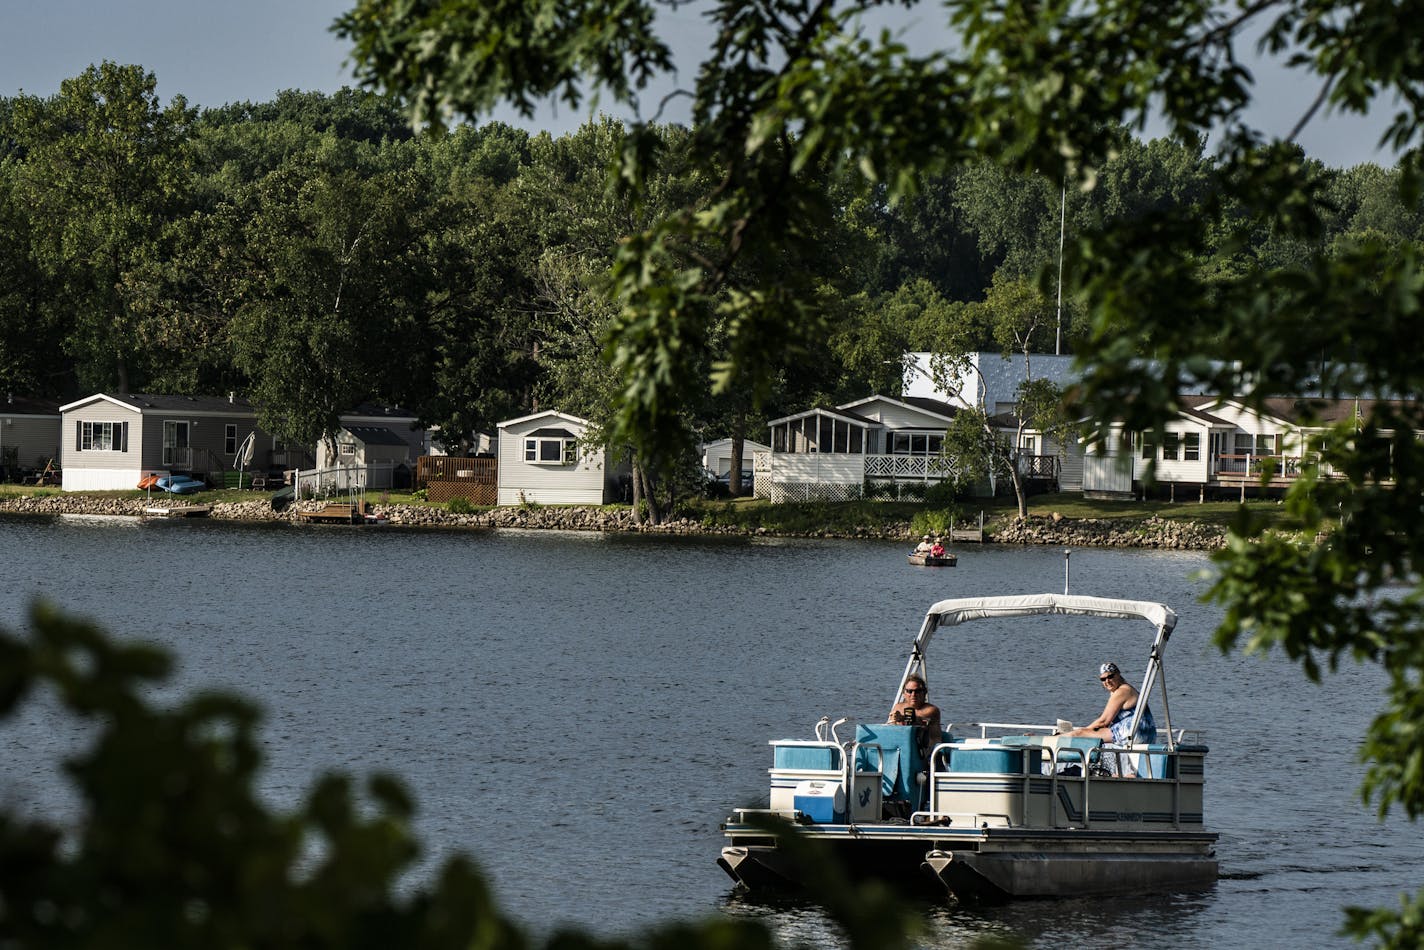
[891,433,940,456]
[1235,432,1276,455]
[1162,433,1180,461]
[1184,433,1200,461]
[225,424,237,454]
[524,434,577,464]
[77,421,128,452]
[1140,433,1155,460]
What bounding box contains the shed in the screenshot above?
[701,437,770,477]
[317,425,415,469]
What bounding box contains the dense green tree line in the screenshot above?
[3,63,1418,492]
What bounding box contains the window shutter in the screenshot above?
[121,421,128,453]
[76,421,82,451]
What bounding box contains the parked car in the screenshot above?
[714,468,754,487]
[705,468,755,497]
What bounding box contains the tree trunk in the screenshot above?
[1008,453,1029,519]
[729,413,746,497]
[631,458,643,526]
[640,464,662,525]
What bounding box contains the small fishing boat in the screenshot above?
[156,475,206,495]
[907,551,957,567]
[718,592,1216,902]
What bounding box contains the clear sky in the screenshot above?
[0,0,1397,169]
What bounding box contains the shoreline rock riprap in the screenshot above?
[0,494,1228,550]
[991,514,1226,550]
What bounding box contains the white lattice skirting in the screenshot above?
[768,482,865,503]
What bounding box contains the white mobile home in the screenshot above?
[59,393,272,492]
[758,395,961,501]
[496,410,622,506]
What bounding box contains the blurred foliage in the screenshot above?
[0,603,924,949]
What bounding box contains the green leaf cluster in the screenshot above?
[0,604,920,949]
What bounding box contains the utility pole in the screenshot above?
[1055,181,1066,356]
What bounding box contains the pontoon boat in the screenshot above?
[718,593,1217,902]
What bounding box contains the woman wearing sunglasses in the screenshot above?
[1067,662,1157,773]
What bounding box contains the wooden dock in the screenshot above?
[143,505,211,518]
[948,511,986,543]
[294,501,385,525]
[295,503,361,524]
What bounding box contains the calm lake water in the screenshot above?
[1,514,1417,947]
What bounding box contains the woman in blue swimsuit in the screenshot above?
[1069,662,1156,746]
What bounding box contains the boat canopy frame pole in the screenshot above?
[1125,624,1174,751]
[892,615,938,711]
[898,595,1180,744]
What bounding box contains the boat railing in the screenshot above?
[928,734,1208,830]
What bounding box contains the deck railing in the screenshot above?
[1019,454,1059,478]
[863,454,959,479]
[416,456,496,505]
[1213,453,1303,480]
[293,462,409,496]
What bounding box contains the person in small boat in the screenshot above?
[1067,662,1157,773]
[888,674,943,754]
[929,537,946,558]
[914,534,934,554]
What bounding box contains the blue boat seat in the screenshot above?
[945,747,1026,774]
[771,743,843,771]
[995,735,1103,773]
[1134,744,1175,779]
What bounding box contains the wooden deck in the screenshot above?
[417,456,496,505]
